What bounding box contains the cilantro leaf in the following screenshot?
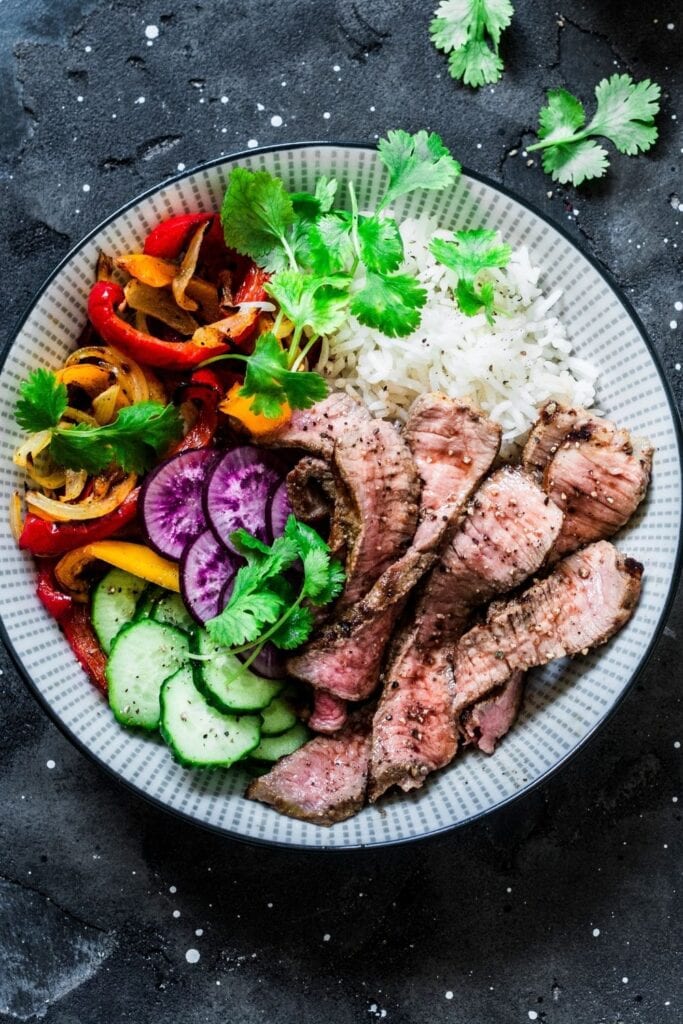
[291,176,338,219]
[221,167,295,272]
[528,74,661,186]
[456,279,496,323]
[15,369,67,433]
[49,402,184,475]
[357,215,404,273]
[430,0,514,89]
[377,130,461,210]
[429,229,511,281]
[350,270,427,337]
[265,270,350,336]
[308,212,355,274]
[269,605,315,650]
[206,589,284,648]
[239,332,328,418]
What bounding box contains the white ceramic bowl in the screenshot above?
[1,144,681,849]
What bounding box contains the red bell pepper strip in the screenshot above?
[234,263,269,304]
[36,563,108,692]
[170,381,220,454]
[19,488,141,558]
[143,212,214,259]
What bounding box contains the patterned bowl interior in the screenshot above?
[0,145,680,850]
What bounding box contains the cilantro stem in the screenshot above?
[527,128,591,153]
[226,589,306,657]
[287,324,304,368]
[273,308,284,336]
[280,232,298,272]
[348,180,362,265]
[290,333,319,372]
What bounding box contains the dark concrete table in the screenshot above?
[1,2,681,1021]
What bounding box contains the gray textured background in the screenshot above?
[0,1,681,1022]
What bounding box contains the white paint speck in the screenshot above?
[622,976,629,983]
[673,796,679,802]
[84,45,92,53]
[270,115,283,127]
[445,991,453,1000]
[247,139,258,149]
[267,902,273,908]
[675,741,681,749]
[135,96,146,105]
[323,933,331,942]
[674,301,683,311]
[370,105,376,112]
[675,363,681,371]
[257,102,264,111]
[592,928,600,937]
[145,24,159,40]
[76,95,84,103]
[169,885,177,893]
[323,111,331,119]
[46,760,55,770]
[528,1013,538,1021]
[177,162,185,171]
[333,64,341,71]
[667,22,675,29]
[185,948,200,964]
[172,910,180,919]
[195,928,203,937]
[670,320,678,329]
[506,887,512,893]
[220,95,228,104]
[82,184,90,193]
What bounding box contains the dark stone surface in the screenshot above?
[0,1,681,1021]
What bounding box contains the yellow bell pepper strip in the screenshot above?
[219,382,291,436]
[115,254,178,287]
[55,540,180,601]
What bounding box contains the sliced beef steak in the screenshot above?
[308,690,349,734]
[288,396,500,705]
[544,429,653,558]
[286,456,336,526]
[333,418,420,610]
[404,393,502,552]
[246,710,372,826]
[461,670,526,754]
[452,541,643,713]
[522,401,608,476]
[369,467,563,800]
[258,392,370,458]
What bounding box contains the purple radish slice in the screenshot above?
[141,448,218,560]
[180,529,241,624]
[204,446,283,553]
[218,576,287,679]
[267,479,293,538]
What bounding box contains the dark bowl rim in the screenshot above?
[1,139,681,853]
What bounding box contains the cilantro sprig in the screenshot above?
[527,74,661,186]
[205,516,345,661]
[216,129,462,417]
[430,0,515,88]
[15,368,183,474]
[429,228,511,323]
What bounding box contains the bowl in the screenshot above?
[1,143,681,850]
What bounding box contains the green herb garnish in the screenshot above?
[430,0,514,88]
[429,228,511,323]
[527,74,661,186]
[15,368,183,474]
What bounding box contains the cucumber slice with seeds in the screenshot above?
[92,568,147,653]
[250,722,309,761]
[260,696,298,736]
[192,629,283,713]
[151,591,195,633]
[135,584,164,620]
[107,619,189,730]
[160,665,261,767]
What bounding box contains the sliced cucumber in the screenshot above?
[107,619,190,730]
[250,722,309,762]
[92,568,147,654]
[192,629,283,713]
[160,665,261,767]
[135,584,164,620]
[151,591,195,633]
[260,695,298,736]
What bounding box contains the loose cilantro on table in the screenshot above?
[205,515,345,661]
[429,228,511,323]
[14,369,183,474]
[430,0,514,88]
[217,129,462,416]
[527,74,661,186]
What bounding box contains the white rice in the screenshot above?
[316,217,599,455]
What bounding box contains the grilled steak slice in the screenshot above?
[453,541,643,713]
[333,418,420,610]
[288,396,500,702]
[286,457,336,526]
[309,690,349,734]
[369,467,563,800]
[246,710,372,826]
[404,393,502,552]
[258,392,370,458]
[288,548,434,701]
[544,430,653,558]
[523,401,608,475]
[461,670,525,754]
